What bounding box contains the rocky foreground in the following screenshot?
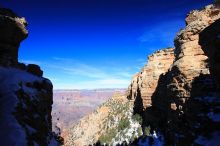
[65,4,220,146]
[0,9,60,146]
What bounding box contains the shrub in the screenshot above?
[215,0,220,3]
[99,128,117,144]
[118,118,130,131]
[137,127,143,136]
[144,126,151,136]
[132,113,142,125]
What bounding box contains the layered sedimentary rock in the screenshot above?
[127,4,220,145]
[166,4,220,111]
[153,5,220,145]
[0,8,58,146]
[127,48,175,109]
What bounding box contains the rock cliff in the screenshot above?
[127,48,175,110]
[166,4,220,111]
[162,4,220,145]
[127,4,220,145]
[0,8,59,146]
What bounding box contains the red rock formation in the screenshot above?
[127,48,175,110]
[152,5,220,145]
[167,4,220,110]
[127,4,220,145]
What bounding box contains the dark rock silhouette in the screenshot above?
[0,8,28,66]
[0,8,60,146]
[27,64,43,77]
[199,18,220,87]
[133,87,144,115]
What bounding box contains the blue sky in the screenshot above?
[1,0,212,89]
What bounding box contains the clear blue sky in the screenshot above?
[1,0,212,89]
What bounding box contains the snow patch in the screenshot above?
[0,67,48,145]
[112,108,143,145]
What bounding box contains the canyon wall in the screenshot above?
[0,8,58,146]
[127,4,220,145]
[127,48,175,110]
[161,4,220,145]
[165,4,220,111]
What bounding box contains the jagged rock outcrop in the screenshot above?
[127,48,175,110]
[166,4,220,111]
[0,8,28,66]
[127,4,220,145]
[128,48,174,110]
[162,6,220,145]
[0,8,58,146]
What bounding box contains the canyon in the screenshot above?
[52,89,126,139]
[64,3,220,146]
[1,2,220,146]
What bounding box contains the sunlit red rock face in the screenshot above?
[127,48,175,110]
[160,5,220,145]
[166,4,220,111]
[0,8,58,146]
